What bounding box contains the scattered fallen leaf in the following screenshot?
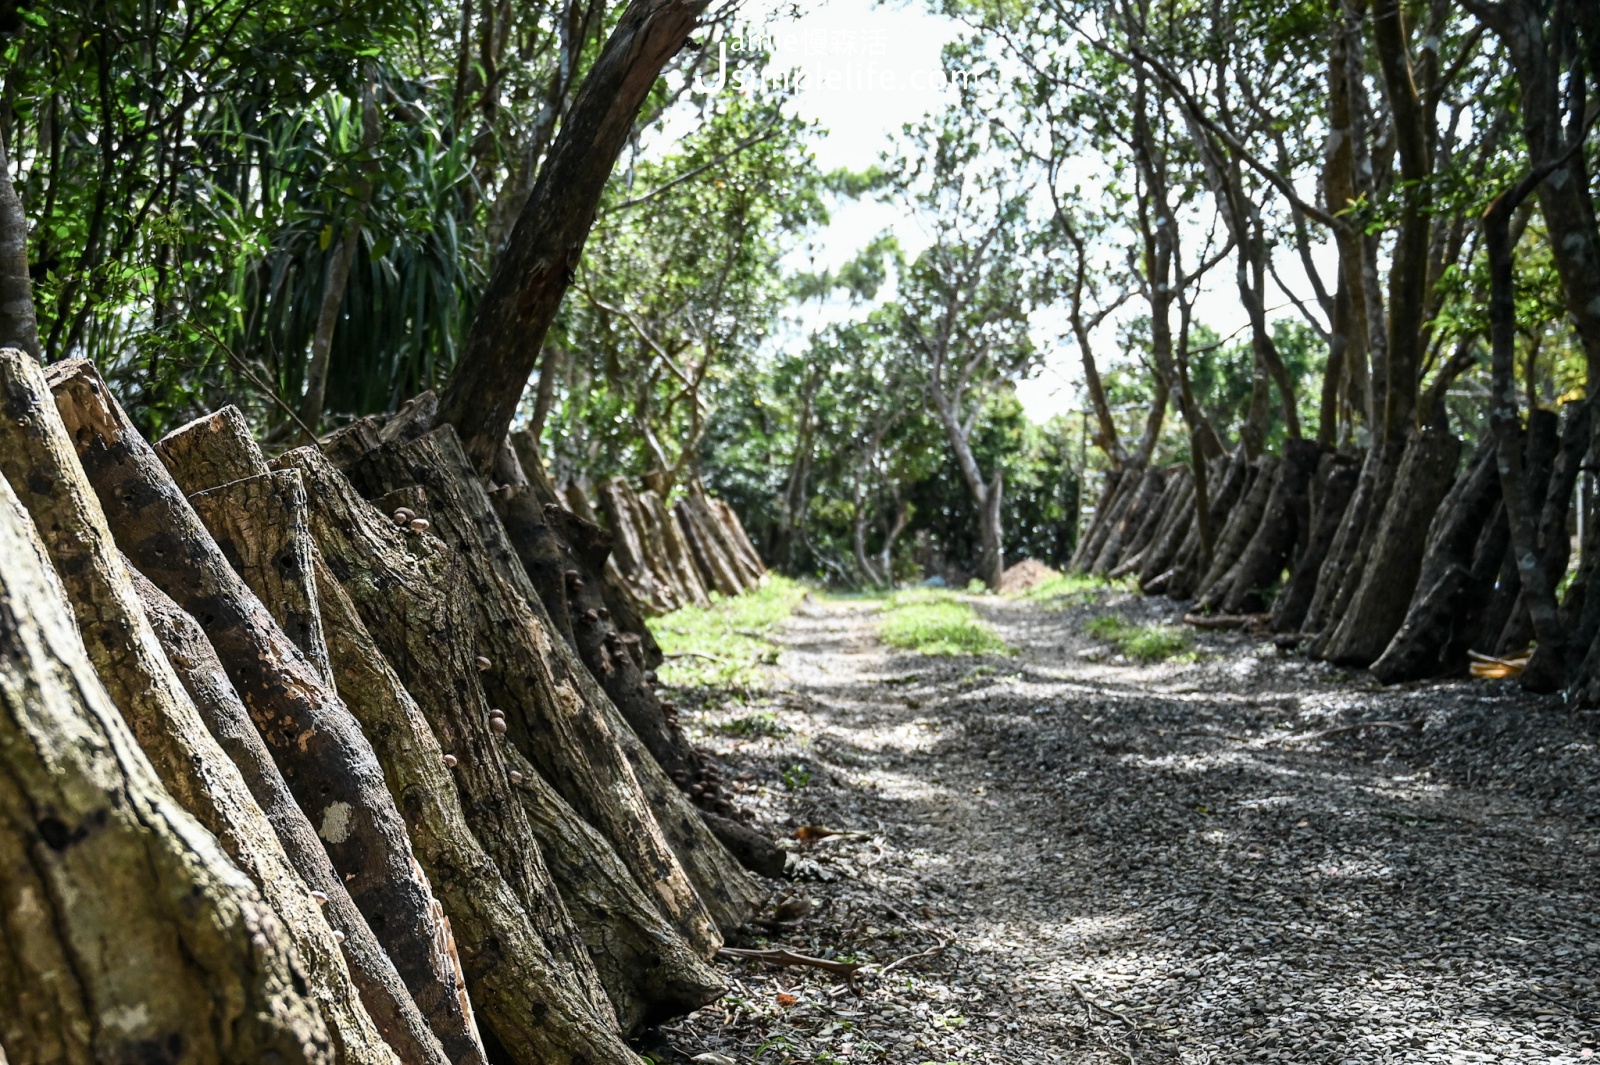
[776,993,798,1006]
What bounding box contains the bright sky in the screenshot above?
[724,0,1333,423]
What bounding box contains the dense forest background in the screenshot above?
[3,0,1597,591]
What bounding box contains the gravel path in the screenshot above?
[663,588,1600,1064]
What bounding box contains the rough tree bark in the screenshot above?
[0,349,399,1065]
[132,570,450,1065]
[1213,439,1323,615]
[45,360,484,1065]
[0,476,331,1065]
[342,426,730,952]
[1193,456,1281,607]
[1319,425,1463,666]
[1269,452,1360,634]
[283,446,721,1035]
[1091,466,1165,576]
[1370,443,1503,682]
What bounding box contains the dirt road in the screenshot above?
[665,589,1600,1064]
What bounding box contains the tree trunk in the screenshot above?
[1299,441,1400,643]
[1193,456,1281,607]
[1318,425,1463,666]
[132,570,449,1065]
[504,743,728,1028]
[1370,443,1503,682]
[437,0,711,471]
[1214,439,1323,615]
[1111,466,1185,577]
[676,492,746,597]
[0,148,40,358]
[1136,468,1199,588]
[279,446,721,1038]
[1269,451,1360,634]
[1166,447,1252,599]
[1071,468,1126,570]
[595,479,681,614]
[44,360,485,1065]
[1091,466,1165,576]
[1075,468,1137,572]
[342,426,728,953]
[187,472,335,688]
[0,352,401,1065]
[712,498,766,579]
[645,488,711,607]
[335,432,761,935]
[0,476,332,1065]
[1116,469,1192,581]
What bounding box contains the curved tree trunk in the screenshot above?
[0,475,331,1065]
[1136,468,1199,588]
[44,360,484,1065]
[1110,467,1187,578]
[1299,440,1401,644]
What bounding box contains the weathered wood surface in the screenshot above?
[0,348,409,1065]
[45,361,483,1065]
[1319,426,1462,666]
[346,427,760,940]
[0,474,332,1065]
[133,569,448,1065]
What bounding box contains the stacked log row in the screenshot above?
[0,350,784,1065]
[594,475,767,616]
[1074,398,1600,699]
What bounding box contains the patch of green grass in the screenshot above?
[648,575,808,690]
[782,762,812,789]
[877,589,1011,656]
[714,710,789,738]
[1084,613,1193,662]
[1020,570,1135,608]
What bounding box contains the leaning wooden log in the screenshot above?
[1165,447,1252,600]
[1070,466,1127,570]
[647,490,713,603]
[348,428,764,936]
[1211,440,1322,616]
[1110,467,1187,578]
[285,445,709,1034]
[0,351,399,1065]
[1298,441,1399,645]
[713,496,767,580]
[497,472,787,880]
[342,426,728,953]
[1077,469,1138,573]
[312,558,645,1062]
[598,476,678,610]
[159,420,637,1050]
[133,569,450,1065]
[668,489,742,598]
[1369,444,1502,683]
[1463,412,1556,658]
[289,438,720,1029]
[1317,424,1463,667]
[1092,466,1165,576]
[511,432,666,667]
[1269,452,1360,635]
[0,475,332,1065]
[505,742,727,1030]
[1193,456,1281,608]
[691,483,762,589]
[45,361,484,1065]
[1136,468,1200,588]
